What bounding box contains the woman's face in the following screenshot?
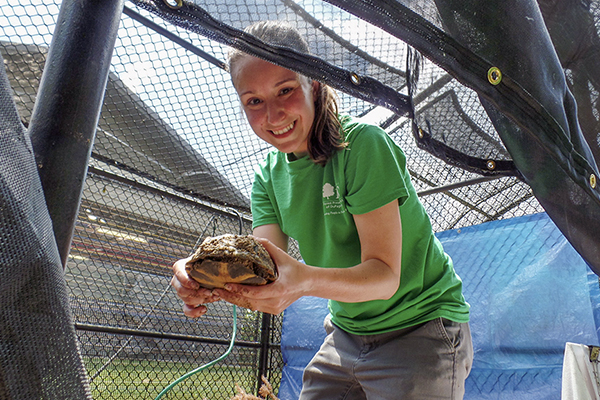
[231,55,318,158]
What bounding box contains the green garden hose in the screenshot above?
[155,211,243,399]
[154,305,238,400]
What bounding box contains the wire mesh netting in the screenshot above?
[68,169,286,399]
[0,40,92,400]
[1,0,599,399]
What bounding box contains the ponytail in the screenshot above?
[308,82,346,165]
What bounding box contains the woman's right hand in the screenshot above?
[171,256,221,318]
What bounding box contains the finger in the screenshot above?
[183,303,207,318]
[170,274,196,294]
[213,288,255,311]
[252,236,283,259]
[218,283,270,299]
[172,257,200,290]
[172,278,215,303]
[251,237,288,269]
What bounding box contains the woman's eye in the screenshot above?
[247,98,262,106]
[280,87,293,95]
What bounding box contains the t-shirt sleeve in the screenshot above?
[343,122,410,215]
[251,164,280,230]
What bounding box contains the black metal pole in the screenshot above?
[257,313,272,393]
[29,0,125,267]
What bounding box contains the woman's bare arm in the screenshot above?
[215,199,402,314]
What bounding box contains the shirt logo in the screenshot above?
[323,182,337,199]
[323,183,346,216]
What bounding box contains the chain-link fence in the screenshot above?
[2,0,576,399]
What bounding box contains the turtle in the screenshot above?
[185,234,277,290]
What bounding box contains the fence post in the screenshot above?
[257,313,272,392]
[28,0,125,267]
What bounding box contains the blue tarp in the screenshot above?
[279,212,600,399]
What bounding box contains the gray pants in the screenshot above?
[299,316,473,400]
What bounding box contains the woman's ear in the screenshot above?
[312,80,320,100]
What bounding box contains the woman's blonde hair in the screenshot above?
[228,21,345,165]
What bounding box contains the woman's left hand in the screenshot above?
[212,237,308,314]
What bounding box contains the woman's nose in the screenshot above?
[266,100,285,124]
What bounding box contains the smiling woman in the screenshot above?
[230,56,318,158]
[171,20,473,400]
[228,21,346,166]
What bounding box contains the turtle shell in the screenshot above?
[185,234,277,290]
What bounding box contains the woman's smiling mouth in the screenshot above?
[271,121,295,136]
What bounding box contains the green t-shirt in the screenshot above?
[251,115,469,334]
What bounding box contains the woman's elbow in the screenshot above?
[378,268,401,300]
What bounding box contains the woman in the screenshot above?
[172,21,473,399]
